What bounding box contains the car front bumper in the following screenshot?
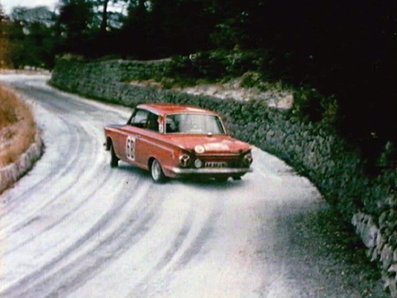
[169,167,252,176]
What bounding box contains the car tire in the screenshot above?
[110,143,119,168]
[151,159,166,183]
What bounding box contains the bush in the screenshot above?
[165,49,268,81]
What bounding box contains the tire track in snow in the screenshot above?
[0,82,128,240]
[0,78,130,216]
[2,180,154,297]
[131,204,196,294]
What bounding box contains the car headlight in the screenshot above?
[179,154,190,167]
[194,145,205,154]
[243,152,253,166]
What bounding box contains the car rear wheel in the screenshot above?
[151,159,165,183]
[110,143,119,168]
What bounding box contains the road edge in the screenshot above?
[0,130,44,194]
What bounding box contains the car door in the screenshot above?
[119,108,149,167]
[136,112,162,167]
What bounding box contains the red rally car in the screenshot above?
[104,103,253,182]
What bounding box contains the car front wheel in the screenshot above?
[151,159,165,183]
[110,143,119,168]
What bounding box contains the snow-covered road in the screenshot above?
[0,75,378,297]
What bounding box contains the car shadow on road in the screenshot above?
[115,163,247,190]
[116,164,151,179]
[174,176,245,189]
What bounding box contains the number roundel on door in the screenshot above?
[126,136,136,160]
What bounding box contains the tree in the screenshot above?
[99,0,109,33]
[57,0,94,54]
[0,2,11,68]
[91,0,127,34]
[8,6,56,68]
[120,0,216,58]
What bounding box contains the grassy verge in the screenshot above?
[0,85,36,167]
[276,204,387,297]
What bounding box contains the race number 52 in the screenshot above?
[126,136,136,160]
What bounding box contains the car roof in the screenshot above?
[137,103,219,116]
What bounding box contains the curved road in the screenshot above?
[0,75,384,297]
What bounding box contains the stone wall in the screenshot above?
[51,57,397,296]
[0,131,44,194]
[55,57,170,85]
[353,208,397,297]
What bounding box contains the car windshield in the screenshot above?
[165,114,225,135]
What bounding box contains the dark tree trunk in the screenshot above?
[100,0,109,34]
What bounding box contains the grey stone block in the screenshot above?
[384,276,397,298]
[362,224,379,248]
[382,244,394,269]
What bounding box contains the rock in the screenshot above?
[379,211,388,227]
[383,276,397,298]
[371,246,380,262]
[381,244,394,269]
[377,233,386,248]
[351,213,361,227]
[276,94,294,109]
[394,249,397,262]
[362,224,379,248]
[352,213,379,249]
[389,231,397,249]
[389,263,397,273]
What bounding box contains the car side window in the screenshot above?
[166,117,178,133]
[129,109,149,128]
[129,109,159,132]
[146,112,159,132]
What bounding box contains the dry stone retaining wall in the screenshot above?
[353,209,397,297]
[0,131,43,194]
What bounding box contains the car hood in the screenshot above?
[165,135,251,154]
